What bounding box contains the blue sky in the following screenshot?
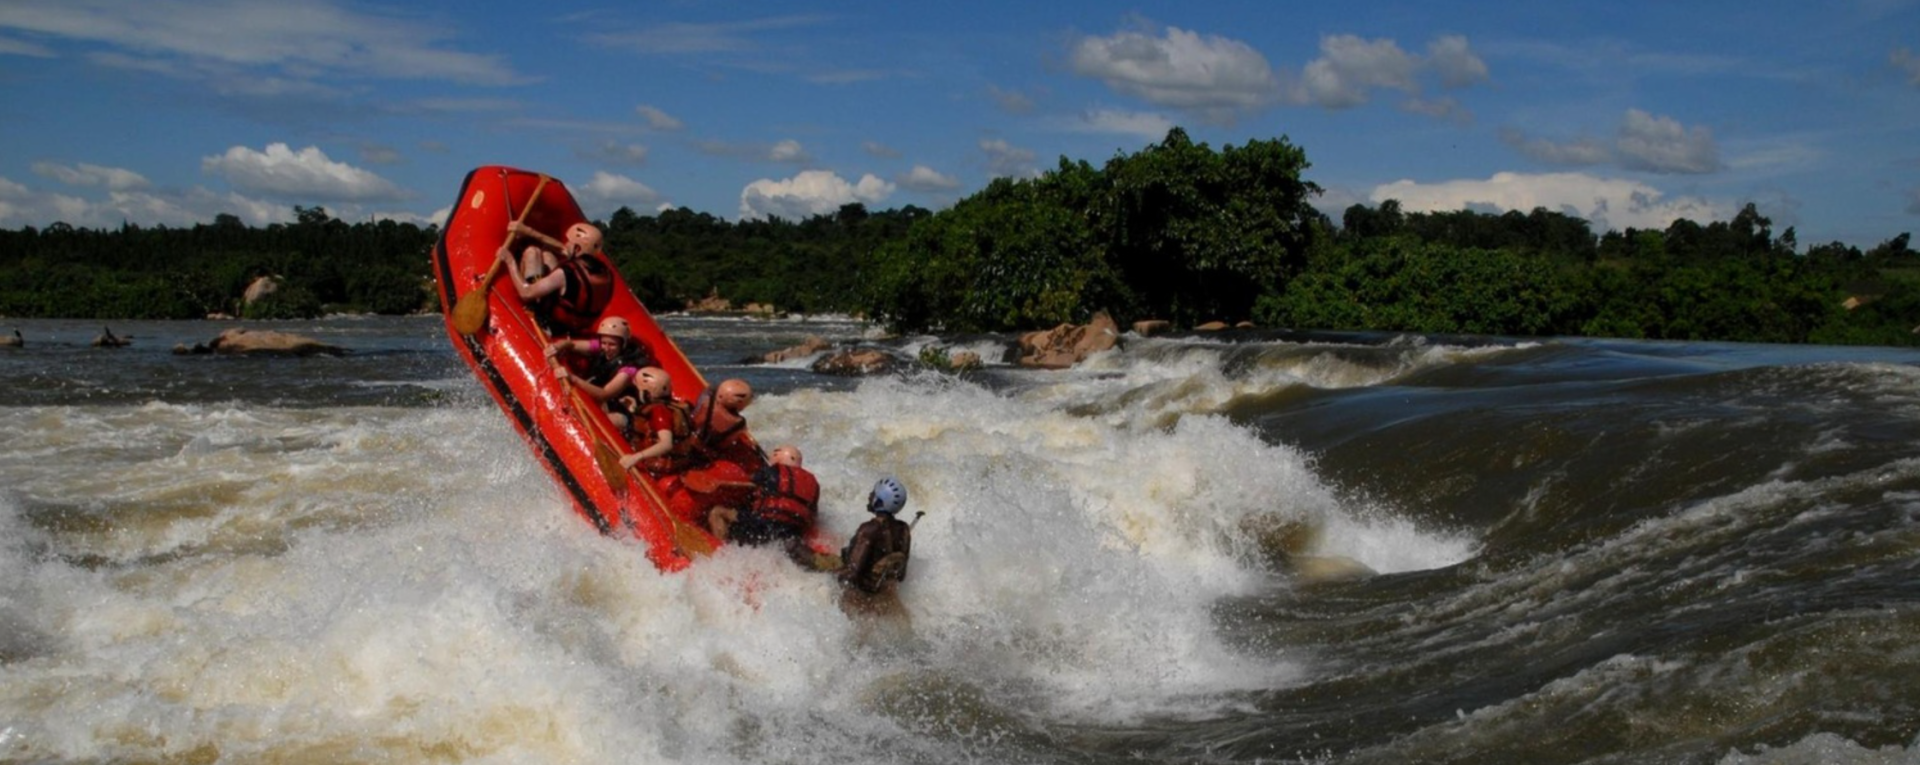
[1,0,1917,248]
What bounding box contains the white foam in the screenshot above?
[0,342,1483,760]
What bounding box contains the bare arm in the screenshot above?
[507,221,565,252]
[510,269,565,302]
[564,369,634,403]
[619,428,673,468]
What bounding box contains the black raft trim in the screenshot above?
[433,170,616,536]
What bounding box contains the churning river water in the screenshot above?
[1,314,1917,764]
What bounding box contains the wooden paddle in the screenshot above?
[544,335,632,492]
[451,174,550,336]
[593,439,630,493]
[682,473,756,494]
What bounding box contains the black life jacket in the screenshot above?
[580,342,648,387]
[841,516,910,593]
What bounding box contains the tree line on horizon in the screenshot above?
[0,127,1915,347]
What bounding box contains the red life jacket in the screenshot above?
[750,464,819,530]
[547,252,615,331]
[692,391,767,471]
[630,398,696,473]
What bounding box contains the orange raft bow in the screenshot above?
[432,166,836,571]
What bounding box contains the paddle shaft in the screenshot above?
[487,174,552,289]
[451,174,549,335]
[683,475,756,493]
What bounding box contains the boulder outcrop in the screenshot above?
[1017,311,1119,369]
[1132,319,1171,336]
[173,327,344,357]
[811,347,894,376]
[242,275,280,305]
[750,335,832,364]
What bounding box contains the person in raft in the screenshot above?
[617,367,696,475]
[708,444,821,566]
[690,378,766,471]
[548,316,653,428]
[837,477,912,612]
[497,219,615,334]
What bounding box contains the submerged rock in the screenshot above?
[173,327,344,357]
[1132,319,1171,336]
[1238,513,1377,584]
[92,327,130,348]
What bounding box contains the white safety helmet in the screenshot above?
[868,477,907,515]
[564,222,603,255]
[595,316,631,341]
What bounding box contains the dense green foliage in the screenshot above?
[602,203,927,316]
[0,208,435,320]
[3,129,1916,347]
[854,128,1919,347]
[0,203,925,321]
[860,128,1321,332]
[1254,202,1920,345]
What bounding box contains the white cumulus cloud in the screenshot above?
[202,143,407,202]
[897,165,960,193]
[769,139,809,163]
[1372,171,1727,233]
[981,138,1038,179]
[0,173,296,229]
[31,162,152,192]
[636,104,685,131]
[1281,34,1489,115]
[584,141,650,165]
[0,0,522,85]
[739,170,894,221]
[1615,108,1720,174]
[1426,35,1489,88]
[1068,108,1176,139]
[1069,25,1281,123]
[1299,34,1418,109]
[579,171,662,213]
[694,138,813,164]
[1502,109,1721,175]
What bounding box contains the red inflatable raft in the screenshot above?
[433,166,783,571]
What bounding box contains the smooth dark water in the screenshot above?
[2,315,1917,763]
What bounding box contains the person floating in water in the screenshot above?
[837,476,913,625]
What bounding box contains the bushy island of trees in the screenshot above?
[2,127,1916,346]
